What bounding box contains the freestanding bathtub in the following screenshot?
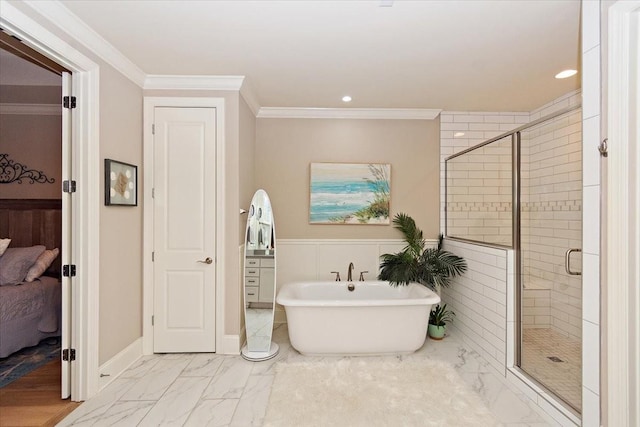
[276,280,441,355]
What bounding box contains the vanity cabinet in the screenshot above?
[245,256,275,304]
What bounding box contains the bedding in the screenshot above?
[0,201,63,358]
[0,245,46,285]
[0,276,62,358]
[0,238,10,256]
[25,248,60,282]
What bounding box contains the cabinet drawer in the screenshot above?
[245,286,259,303]
[245,277,259,287]
[245,267,259,277]
[245,258,260,268]
[260,258,275,268]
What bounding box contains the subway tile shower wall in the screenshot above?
[521,107,582,341]
[441,90,582,341]
[440,239,510,375]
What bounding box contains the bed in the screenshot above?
[0,199,62,358]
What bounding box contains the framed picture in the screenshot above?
[310,162,391,225]
[105,159,137,206]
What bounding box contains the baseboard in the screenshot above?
[221,333,241,355]
[98,337,142,391]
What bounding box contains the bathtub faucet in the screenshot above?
[347,262,354,282]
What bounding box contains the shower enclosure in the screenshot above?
[445,105,583,414]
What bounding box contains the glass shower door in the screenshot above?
[518,108,583,413]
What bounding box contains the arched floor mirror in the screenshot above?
[241,189,279,361]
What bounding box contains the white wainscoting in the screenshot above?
[274,239,437,323]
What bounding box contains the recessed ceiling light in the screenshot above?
[555,69,577,79]
[454,132,465,137]
[342,95,352,103]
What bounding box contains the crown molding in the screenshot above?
[144,75,260,117]
[0,103,61,115]
[256,107,441,120]
[23,0,146,87]
[144,75,245,91]
[239,80,260,117]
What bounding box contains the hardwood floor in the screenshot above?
[0,359,80,427]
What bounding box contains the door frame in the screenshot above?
[142,97,227,355]
[606,1,640,425]
[0,2,101,400]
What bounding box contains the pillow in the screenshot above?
[25,248,60,282]
[0,245,46,286]
[0,238,10,256]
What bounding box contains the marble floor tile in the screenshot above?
[182,354,225,377]
[119,356,162,379]
[201,357,253,399]
[60,324,555,427]
[138,377,211,426]
[184,399,239,427]
[92,401,155,427]
[229,375,274,427]
[57,378,138,426]
[120,358,190,401]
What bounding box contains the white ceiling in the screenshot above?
[58,0,581,112]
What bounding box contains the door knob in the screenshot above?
[198,257,213,264]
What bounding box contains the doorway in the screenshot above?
[142,97,227,356]
[152,106,218,353]
[0,32,72,399]
[1,2,102,401]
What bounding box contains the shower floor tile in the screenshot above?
[521,328,581,411]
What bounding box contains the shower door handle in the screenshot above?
[565,248,582,275]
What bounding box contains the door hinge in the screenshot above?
[152,188,155,198]
[151,315,154,326]
[63,180,76,193]
[599,138,608,157]
[63,96,76,109]
[62,348,76,361]
[152,124,155,135]
[62,264,76,277]
[151,251,155,262]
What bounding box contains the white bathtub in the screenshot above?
[276,280,440,356]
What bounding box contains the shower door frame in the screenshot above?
[444,104,583,416]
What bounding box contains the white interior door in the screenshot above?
[153,107,217,353]
[60,71,72,398]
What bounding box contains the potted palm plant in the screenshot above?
[428,304,455,340]
[378,213,467,291]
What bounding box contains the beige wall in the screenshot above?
[255,118,440,239]
[239,98,256,242]
[238,97,256,333]
[0,4,145,365]
[0,84,62,199]
[99,65,143,364]
[0,84,60,104]
[0,113,62,199]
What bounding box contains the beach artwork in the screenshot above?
[310,163,391,224]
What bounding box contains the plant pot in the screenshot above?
[428,324,446,340]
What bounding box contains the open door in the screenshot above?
[60,71,72,399]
